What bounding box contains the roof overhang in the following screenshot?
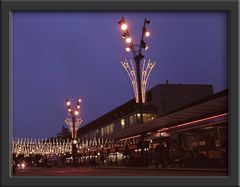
[108,94,228,140]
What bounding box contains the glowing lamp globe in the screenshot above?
[125,47,131,52]
[121,23,128,31]
[126,37,132,44]
[74,110,79,116]
[145,31,150,37]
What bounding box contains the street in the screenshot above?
[14,167,227,176]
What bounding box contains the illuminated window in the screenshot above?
[101,128,104,136]
[107,125,110,134]
[95,129,100,137]
[129,115,136,126]
[110,124,114,133]
[143,113,157,122]
[120,119,125,129]
[104,126,107,135]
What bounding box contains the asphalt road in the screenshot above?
[14,167,227,176]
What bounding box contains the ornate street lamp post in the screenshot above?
[118,17,155,166]
[65,98,83,167]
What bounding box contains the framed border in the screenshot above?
[1,0,239,186]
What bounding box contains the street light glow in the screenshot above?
[121,23,128,31]
[145,31,150,37]
[74,110,79,116]
[66,100,71,106]
[126,37,132,43]
[21,163,25,169]
[125,47,131,52]
[78,99,82,103]
[68,108,71,113]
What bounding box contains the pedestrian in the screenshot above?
[154,144,161,168]
[99,154,105,168]
[110,158,113,166]
[179,144,185,167]
[155,142,168,169]
[161,142,168,168]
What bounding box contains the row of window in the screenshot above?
[84,113,156,139]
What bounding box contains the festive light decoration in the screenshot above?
[141,59,156,103]
[121,59,139,103]
[121,58,156,103]
[65,118,83,139]
[65,98,82,140]
[11,137,141,156]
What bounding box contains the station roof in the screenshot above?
[107,89,228,140]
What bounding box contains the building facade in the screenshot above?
[75,83,228,167]
[77,83,213,140]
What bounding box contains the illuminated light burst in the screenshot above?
[64,118,83,139]
[121,58,156,103]
[141,59,156,103]
[121,59,139,103]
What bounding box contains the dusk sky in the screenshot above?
[13,12,227,139]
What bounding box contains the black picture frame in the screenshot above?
[1,0,239,186]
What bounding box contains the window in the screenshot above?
[129,114,136,126]
[95,129,100,137]
[101,128,104,136]
[100,124,115,136]
[120,119,125,129]
[110,124,114,133]
[107,125,110,134]
[103,127,106,136]
[143,113,157,122]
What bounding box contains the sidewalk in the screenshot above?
[95,166,227,172]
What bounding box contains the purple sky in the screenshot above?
[13,12,227,139]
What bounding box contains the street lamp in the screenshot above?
[65,98,83,167]
[118,17,156,166]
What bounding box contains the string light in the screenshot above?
[12,137,139,156]
[121,59,155,103]
[121,59,139,103]
[65,118,83,138]
[141,59,156,103]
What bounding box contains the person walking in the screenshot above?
[154,143,161,168]
[155,142,168,169]
[99,153,105,168]
[161,142,168,168]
